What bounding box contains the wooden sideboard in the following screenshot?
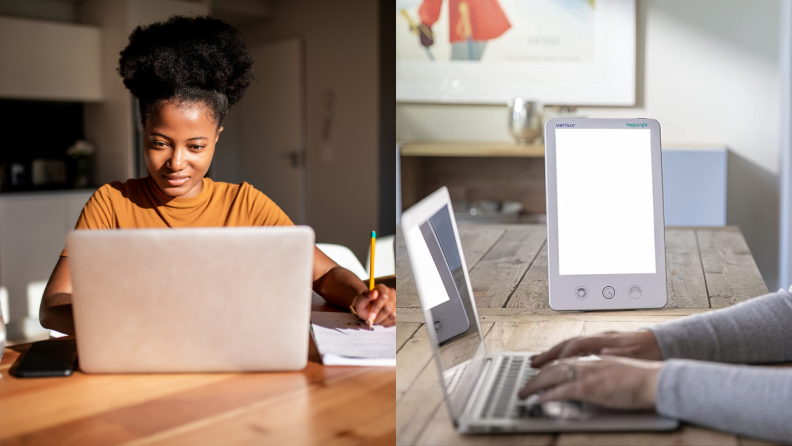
[399,142,547,215]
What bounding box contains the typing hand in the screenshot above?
[518,356,662,410]
[354,284,396,328]
[530,330,662,368]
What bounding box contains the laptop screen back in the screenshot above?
[67,227,315,373]
[406,203,486,419]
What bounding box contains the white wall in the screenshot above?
[222,0,380,261]
[397,0,783,289]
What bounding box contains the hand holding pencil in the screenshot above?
[351,231,396,328]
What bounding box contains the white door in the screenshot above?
[238,39,305,223]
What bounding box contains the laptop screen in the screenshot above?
[409,204,486,418]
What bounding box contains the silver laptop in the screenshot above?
[67,226,314,373]
[401,187,678,433]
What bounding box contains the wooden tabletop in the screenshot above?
[396,224,773,446]
[0,295,395,445]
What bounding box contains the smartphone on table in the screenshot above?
[13,339,76,378]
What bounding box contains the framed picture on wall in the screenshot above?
[396,0,636,105]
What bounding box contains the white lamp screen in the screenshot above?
[555,128,656,275]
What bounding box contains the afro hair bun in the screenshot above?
[118,15,254,123]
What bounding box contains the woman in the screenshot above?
[39,15,395,335]
[518,288,792,442]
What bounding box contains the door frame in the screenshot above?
[780,2,792,288]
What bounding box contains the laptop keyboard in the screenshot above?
[480,355,541,419]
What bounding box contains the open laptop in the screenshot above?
[401,187,678,433]
[67,226,314,373]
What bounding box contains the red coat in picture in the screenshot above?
[419,0,511,54]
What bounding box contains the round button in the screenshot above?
[629,285,642,299]
[602,286,615,299]
[433,319,444,333]
[574,286,588,300]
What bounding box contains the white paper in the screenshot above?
[321,354,395,367]
[310,312,396,367]
[404,224,450,310]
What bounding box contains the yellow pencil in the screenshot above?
[368,231,376,329]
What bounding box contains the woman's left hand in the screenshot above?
[354,284,396,327]
[518,356,663,410]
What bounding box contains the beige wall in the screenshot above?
[234,0,380,261]
[397,0,783,289]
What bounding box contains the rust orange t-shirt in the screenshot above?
[61,175,293,256]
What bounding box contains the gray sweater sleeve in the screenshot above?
[656,360,792,443]
[645,288,792,442]
[648,288,792,363]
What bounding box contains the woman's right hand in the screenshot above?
[530,330,662,368]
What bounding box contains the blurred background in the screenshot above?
[397,0,792,296]
[0,0,395,341]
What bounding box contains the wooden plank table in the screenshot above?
[396,224,774,445]
[0,295,395,445]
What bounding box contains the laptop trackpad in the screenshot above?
[541,401,592,420]
[518,395,594,420]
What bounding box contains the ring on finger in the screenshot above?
[566,363,577,382]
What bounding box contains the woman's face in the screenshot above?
[144,102,223,199]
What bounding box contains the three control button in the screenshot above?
[574,286,643,300]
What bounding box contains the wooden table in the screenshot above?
[396,224,773,445]
[0,295,395,445]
